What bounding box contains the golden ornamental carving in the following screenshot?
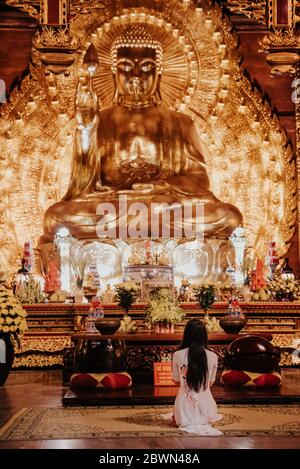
[259,28,300,75]
[33,26,79,74]
[259,27,300,50]
[0,0,297,275]
[3,0,107,21]
[3,0,40,19]
[223,0,267,25]
[33,26,77,49]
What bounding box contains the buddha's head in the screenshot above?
[111,24,163,109]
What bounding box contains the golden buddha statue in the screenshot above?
[42,24,242,242]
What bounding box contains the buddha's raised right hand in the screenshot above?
[75,79,98,127]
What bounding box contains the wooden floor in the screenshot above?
[0,369,300,449]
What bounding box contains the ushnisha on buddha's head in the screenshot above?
[111,24,163,108]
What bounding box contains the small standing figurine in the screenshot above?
[178,279,191,302]
[12,258,29,295]
[44,259,61,294]
[230,296,242,316]
[250,259,266,291]
[266,240,279,278]
[158,250,170,266]
[281,257,294,280]
[144,240,154,265]
[128,251,141,265]
[101,283,115,303]
[22,241,34,272]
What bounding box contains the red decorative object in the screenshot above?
[44,259,61,293]
[153,362,178,386]
[70,372,132,389]
[221,370,281,388]
[268,241,279,267]
[22,241,34,272]
[250,259,266,291]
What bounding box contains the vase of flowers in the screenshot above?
[114,282,140,317]
[145,289,185,333]
[193,283,216,320]
[0,285,27,385]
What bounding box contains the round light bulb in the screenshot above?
[56,227,70,238]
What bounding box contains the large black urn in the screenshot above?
[0,333,14,386]
[224,335,280,373]
[74,338,127,373]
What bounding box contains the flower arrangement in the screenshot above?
[114,281,140,314]
[0,285,27,344]
[267,276,300,301]
[146,289,185,325]
[15,275,45,304]
[193,283,217,314]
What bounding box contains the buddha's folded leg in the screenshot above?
[41,194,242,242]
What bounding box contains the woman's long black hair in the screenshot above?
[178,318,208,392]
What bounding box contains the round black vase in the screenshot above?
[219,316,247,334]
[94,318,121,335]
[74,338,127,373]
[0,333,15,386]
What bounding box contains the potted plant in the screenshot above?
[114,282,140,316]
[145,289,185,333]
[0,285,27,385]
[96,281,139,335]
[193,283,216,320]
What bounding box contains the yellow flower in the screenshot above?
[0,286,27,334]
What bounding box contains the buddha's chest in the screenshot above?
[115,116,163,147]
[99,110,182,185]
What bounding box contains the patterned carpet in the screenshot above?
[0,405,300,440]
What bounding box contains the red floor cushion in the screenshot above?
[70,372,132,390]
[221,369,281,388]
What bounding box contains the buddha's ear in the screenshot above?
[155,75,162,105]
[112,72,119,105]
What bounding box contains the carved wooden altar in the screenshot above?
[12,301,300,370]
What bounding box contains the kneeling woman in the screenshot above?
[172,318,223,435]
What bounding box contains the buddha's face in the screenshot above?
[115,47,159,104]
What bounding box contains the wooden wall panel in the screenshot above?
[239,31,294,114]
[0,5,37,94]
